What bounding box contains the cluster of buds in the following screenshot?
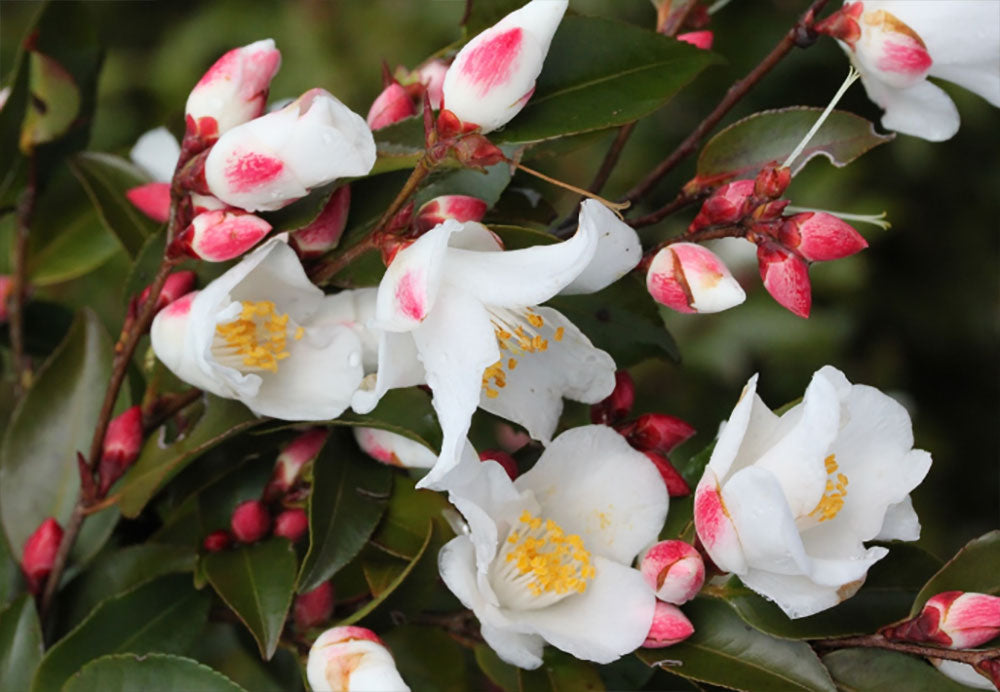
[21,518,63,594]
[371,193,490,267]
[366,59,449,131]
[307,626,410,691]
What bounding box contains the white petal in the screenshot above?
[707,373,759,480]
[515,426,668,565]
[932,659,997,690]
[694,469,748,574]
[560,201,641,295]
[874,495,921,541]
[739,565,871,620]
[861,73,960,141]
[479,624,545,670]
[439,535,492,613]
[350,331,424,414]
[130,127,180,182]
[280,92,377,186]
[311,288,379,372]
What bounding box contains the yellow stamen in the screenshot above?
[214,300,294,373]
[504,511,594,597]
[810,454,850,522]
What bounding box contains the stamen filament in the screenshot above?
[782,66,861,171]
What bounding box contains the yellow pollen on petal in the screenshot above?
[503,511,595,597]
[215,300,294,373]
[508,358,517,370]
[554,327,564,341]
[810,454,849,522]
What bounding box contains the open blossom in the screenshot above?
[439,426,668,668]
[442,0,568,133]
[694,366,932,618]
[151,235,374,420]
[353,200,639,489]
[307,626,410,692]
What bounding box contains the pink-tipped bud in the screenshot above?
[677,31,714,50]
[307,626,408,692]
[479,450,519,480]
[814,1,863,45]
[643,451,691,497]
[126,183,171,223]
[274,508,309,543]
[778,212,868,262]
[138,270,198,318]
[646,243,746,314]
[441,0,567,133]
[190,193,227,215]
[294,581,334,630]
[415,195,488,234]
[0,275,12,322]
[202,530,232,553]
[590,371,636,424]
[98,405,143,495]
[622,413,696,454]
[367,82,417,130]
[266,428,328,499]
[641,541,706,605]
[753,165,791,201]
[185,39,282,142]
[21,518,63,594]
[172,210,271,262]
[417,59,449,110]
[231,500,271,544]
[354,427,437,469]
[643,601,695,648]
[883,592,1000,649]
[757,241,812,318]
[689,179,755,232]
[290,186,351,259]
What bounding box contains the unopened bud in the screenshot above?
[231,500,271,543]
[191,193,227,215]
[450,132,505,169]
[290,186,352,259]
[814,2,863,45]
[757,241,812,318]
[354,428,436,469]
[778,212,868,262]
[643,601,695,648]
[689,179,755,232]
[643,451,691,497]
[646,243,746,314]
[294,581,334,630]
[882,591,1000,649]
[590,370,635,424]
[98,405,143,495]
[640,540,705,605]
[414,195,488,234]
[171,210,272,262]
[677,31,714,50]
[479,450,519,480]
[0,275,12,322]
[265,428,328,499]
[125,183,171,223]
[622,413,696,454]
[202,530,232,553]
[138,271,198,318]
[416,59,449,110]
[367,83,417,130]
[307,626,410,692]
[21,518,63,594]
[274,508,309,543]
[753,165,791,200]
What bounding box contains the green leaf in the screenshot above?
[298,435,393,592]
[202,539,298,661]
[68,152,156,257]
[912,530,1000,615]
[122,229,167,301]
[21,51,81,150]
[475,644,519,692]
[496,17,720,144]
[0,595,43,692]
[382,625,470,692]
[191,623,300,692]
[415,157,514,209]
[0,24,31,204]
[115,395,260,519]
[695,108,894,186]
[336,388,441,454]
[368,474,451,560]
[0,533,24,608]
[518,649,605,692]
[636,598,837,691]
[31,574,210,692]
[370,117,425,176]
[28,214,120,286]
[63,653,245,692]
[0,309,119,568]
[463,0,523,36]
[821,648,970,692]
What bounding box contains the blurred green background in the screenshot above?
[1,0,996,559]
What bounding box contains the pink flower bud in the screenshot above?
[777,212,868,262]
[441,0,568,133]
[641,540,706,605]
[290,186,351,259]
[757,241,812,318]
[138,270,198,317]
[479,450,519,480]
[883,591,1000,649]
[185,39,282,141]
[191,194,227,215]
[643,601,695,648]
[274,508,309,543]
[646,242,746,314]
[125,182,171,223]
[21,518,63,594]
[294,581,334,630]
[265,428,328,499]
[754,165,791,200]
[0,275,12,322]
[417,59,449,110]
[354,427,436,469]
[204,88,376,212]
[643,451,692,497]
[689,179,755,232]
[814,1,863,45]
[677,31,714,50]
[202,530,232,553]
[590,370,636,424]
[172,210,272,262]
[838,4,932,89]
[623,413,696,454]
[414,195,488,234]
[98,405,143,495]
[231,500,271,543]
[366,83,417,130]
[307,626,409,692]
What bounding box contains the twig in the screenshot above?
[309,233,381,285]
[630,191,701,228]
[10,156,37,398]
[373,158,430,236]
[813,634,1000,667]
[142,387,203,435]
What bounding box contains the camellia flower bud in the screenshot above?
[185,39,282,143]
[757,240,812,318]
[646,242,746,314]
[266,428,329,500]
[753,165,791,201]
[677,30,714,50]
[417,59,449,110]
[294,581,334,630]
[307,626,410,692]
[882,591,1000,649]
[98,405,144,495]
[231,499,271,543]
[290,185,351,259]
[643,601,695,648]
[414,195,488,234]
[689,179,755,232]
[205,88,376,212]
[777,212,868,262]
[273,508,309,543]
[590,370,635,425]
[624,413,696,455]
[138,270,198,317]
[21,518,63,594]
[0,275,12,322]
[643,450,692,497]
[354,428,436,469]
[172,210,272,262]
[640,540,706,605]
[366,82,417,130]
[441,0,568,133]
[202,530,232,553]
[125,184,171,223]
[478,450,519,480]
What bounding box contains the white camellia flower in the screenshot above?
[352,200,641,489]
[693,365,932,618]
[151,235,376,420]
[833,1,1000,141]
[307,626,410,692]
[353,427,437,469]
[439,426,668,669]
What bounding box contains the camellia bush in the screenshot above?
[1,0,999,690]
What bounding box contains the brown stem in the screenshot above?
[588,122,637,197]
[624,0,831,204]
[141,387,203,436]
[309,233,381,285]
[373,158,430,236]
[10,156,37,398]
[630,191,701,228]
[813,634,1000,667]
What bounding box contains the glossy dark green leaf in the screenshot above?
[475,644,519,692]
[0,595,43,692]
[63,653,245,692]
[695,108,894,185]
[518,649,605,692]
[21,51,80,149]
[115,395,260,518]
[370,117,425,176]
[368,474,451,560]
[0,309,120,568]
[28,214,120,286]
[298,436,393,592]
[382,625,470,692]
[69,152,156,257]
[821,648,970,692]
[636,599,836,691]
[122,229,167,301]
[336,388,441,455]
[0,535,23,608]
[497,17,720,144]
[0,23,31,204]
[492,224,558,250]
[202,539,298,661]
[192,622,301,692]
[415,157,514,209]
[912,530,1000,615]
[31,574,210,692]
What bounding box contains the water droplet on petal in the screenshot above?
[348,352,360,367]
